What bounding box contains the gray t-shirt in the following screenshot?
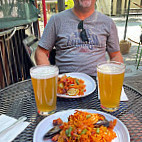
[39,9,120,76]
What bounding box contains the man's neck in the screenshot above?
[72,7,95,20]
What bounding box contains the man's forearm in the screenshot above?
[35,46,50,65]
[110,54,124,63]
[109,51,124,63]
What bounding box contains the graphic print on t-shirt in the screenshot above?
[66,29,101,52]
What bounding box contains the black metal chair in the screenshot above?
[23,34,56,66]
[23,34,39,66]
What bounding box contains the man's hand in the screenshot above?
[108,51,124,63]
[35,46,50,65]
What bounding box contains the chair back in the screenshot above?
[23,35,38,66]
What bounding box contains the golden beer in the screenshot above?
[97,61,125,112]
[30,65,59,116]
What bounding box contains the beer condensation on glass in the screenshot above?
[97,61,125,112]
[30,65,59,116]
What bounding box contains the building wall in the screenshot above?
[96,0,142,16]
[96,0,111,15]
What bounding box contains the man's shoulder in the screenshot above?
[96,11,113,23]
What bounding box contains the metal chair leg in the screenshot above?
[136,42,141,63]
[137,47,142,69]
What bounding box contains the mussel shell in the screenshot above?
[43,125,61,140]
[94,119,110,128]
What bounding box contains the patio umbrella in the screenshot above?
[123,0,131,40]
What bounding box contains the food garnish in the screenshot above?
[57,75,86,96]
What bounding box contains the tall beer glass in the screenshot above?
[30,65,59,116]
[97,61,125,112]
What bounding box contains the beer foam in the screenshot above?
[97,63,125,74]
[30,66,59,79]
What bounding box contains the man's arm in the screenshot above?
[108,51,124,63]
[35,46,50,65]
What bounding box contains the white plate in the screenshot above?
[33,109,130,142]
[57,72,96,98]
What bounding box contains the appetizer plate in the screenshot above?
[33,109,130,142]
[57,72,96,98]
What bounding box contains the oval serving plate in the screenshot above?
[33,109,130,142]
[57,72,96,98]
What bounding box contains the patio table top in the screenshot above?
[0,79,142,142]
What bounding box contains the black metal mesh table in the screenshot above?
[0,79,142,142]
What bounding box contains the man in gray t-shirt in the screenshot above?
[35,0,123,76]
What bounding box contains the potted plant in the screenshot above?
[119,40,131,55]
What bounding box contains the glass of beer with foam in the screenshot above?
[30,65,59,116]
[97,61,125,112]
